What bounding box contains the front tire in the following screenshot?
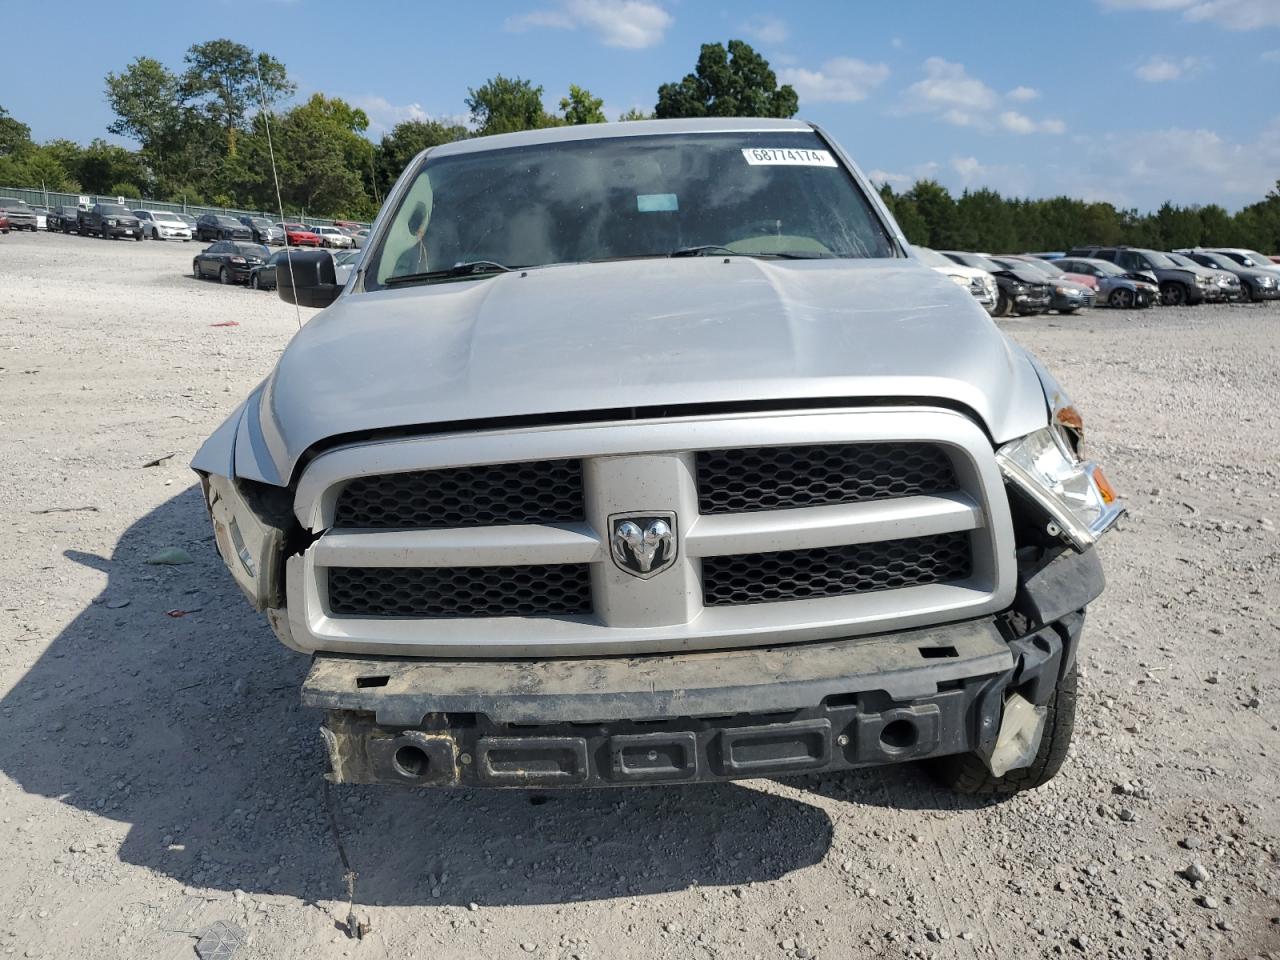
[1160,282,1187,307]
[193,261,201,279]
[929,662,1078,796]
[250,273,260,290]
[1109,288,1135,309]
[219,266,230,285]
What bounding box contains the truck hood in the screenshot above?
[224,258,1051,485]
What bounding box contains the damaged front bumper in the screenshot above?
[304,547,1101,788]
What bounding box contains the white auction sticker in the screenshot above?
[741,147,838,167]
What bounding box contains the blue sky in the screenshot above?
[3,0,1279,211]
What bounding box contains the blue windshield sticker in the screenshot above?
[637,193,678,213]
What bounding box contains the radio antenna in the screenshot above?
[255,60,302,331]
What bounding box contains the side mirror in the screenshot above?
[276,249,341,308]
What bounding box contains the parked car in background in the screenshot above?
[1165,251,1240,302]
[352,229,370,249]
[0,212,8,235]
[989,256,1094,314]
[193,241,269,285]
[333,220,364,236]
[249,249,300,290]
[49,205,81,233]
[134,209,193,241]
[942,251,1051,316]
[28,206,50,230]
[913,246,998,313]
[78,203,142,240]
[1175,248,1280,302]
[239,216,284,245]
[1027,252,1064,260]
[1202,248,1280,278]
[280,222,321,247]
[0,198,37,231]
[175,212,199,233]
[1066,246,1211,306]
[196,214,252,242]
[1004,255,1098,292]
[310,224,354,248]
[1053,257,1159,309]
[333,248,362,285]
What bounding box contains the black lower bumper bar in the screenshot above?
[303,608,1086,788]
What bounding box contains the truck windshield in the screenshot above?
[366,130,897,288]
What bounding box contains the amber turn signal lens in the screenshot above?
[1092,466,1117,504]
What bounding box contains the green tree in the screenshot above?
[655,40,798,119]
[559,84,606,125]
[902,180,961,250]
[376,118,469,192]
[618,107,654,121]
[75,138,149,194]
[466,75,558,136]
[180,39,294,156]
[0,105,32,157]
[254,94,376,218]
[104,57,183,175]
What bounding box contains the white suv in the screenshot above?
[133,210,192,241]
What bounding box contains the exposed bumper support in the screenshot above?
[304,608,1087,788]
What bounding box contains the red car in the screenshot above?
[281,222,321,247]
[0,212,9,235]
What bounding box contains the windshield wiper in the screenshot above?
[385,260,513,285]
[668,245,839,260]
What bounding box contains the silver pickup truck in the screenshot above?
[193,118,1122,795]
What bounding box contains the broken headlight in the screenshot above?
[996,426,1123,551]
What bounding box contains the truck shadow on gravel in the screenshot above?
[0,486,848,906]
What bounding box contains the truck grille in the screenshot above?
[295,409,1013,655]
[696,443,956,514]
[334,459,584,529]
[702,532,972,606]
[328,564,592,618]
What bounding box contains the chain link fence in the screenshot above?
[0,185,368,228]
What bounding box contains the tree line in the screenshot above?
[0,36,1276,252]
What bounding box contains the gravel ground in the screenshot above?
[0,230,1277,960]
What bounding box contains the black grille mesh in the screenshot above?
[334,459,584,529]
[702,532,971,607]
[696,443,956,515]
[328,564,592,618]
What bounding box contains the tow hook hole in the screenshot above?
[356,675,390,688]
[393,745,430,778]
[879,719,918,751]
[919,646,958,659]
[528,795,549,806]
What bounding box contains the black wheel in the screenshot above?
[193,261,201,279]
[134,233,142,242]
[994,291,1012,318]
[219,266,230,285]
[1109,288,1135,309]
[250,273,260,290]
[1160,282,1187,306]
[929,662,1078,796]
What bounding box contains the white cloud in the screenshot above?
[900,59,1065,133]
[739,14,788,45]
[778,58,889,103]
[505,0,672,48]
[998,111,1066,135]
[1135,54,1206,81]
[1096,0,1280,29]
[343,95,470,136]
[1262,48,1280,62]
[901,57,999,127]
[867,161,940,187]
[1053,116,1280,208]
